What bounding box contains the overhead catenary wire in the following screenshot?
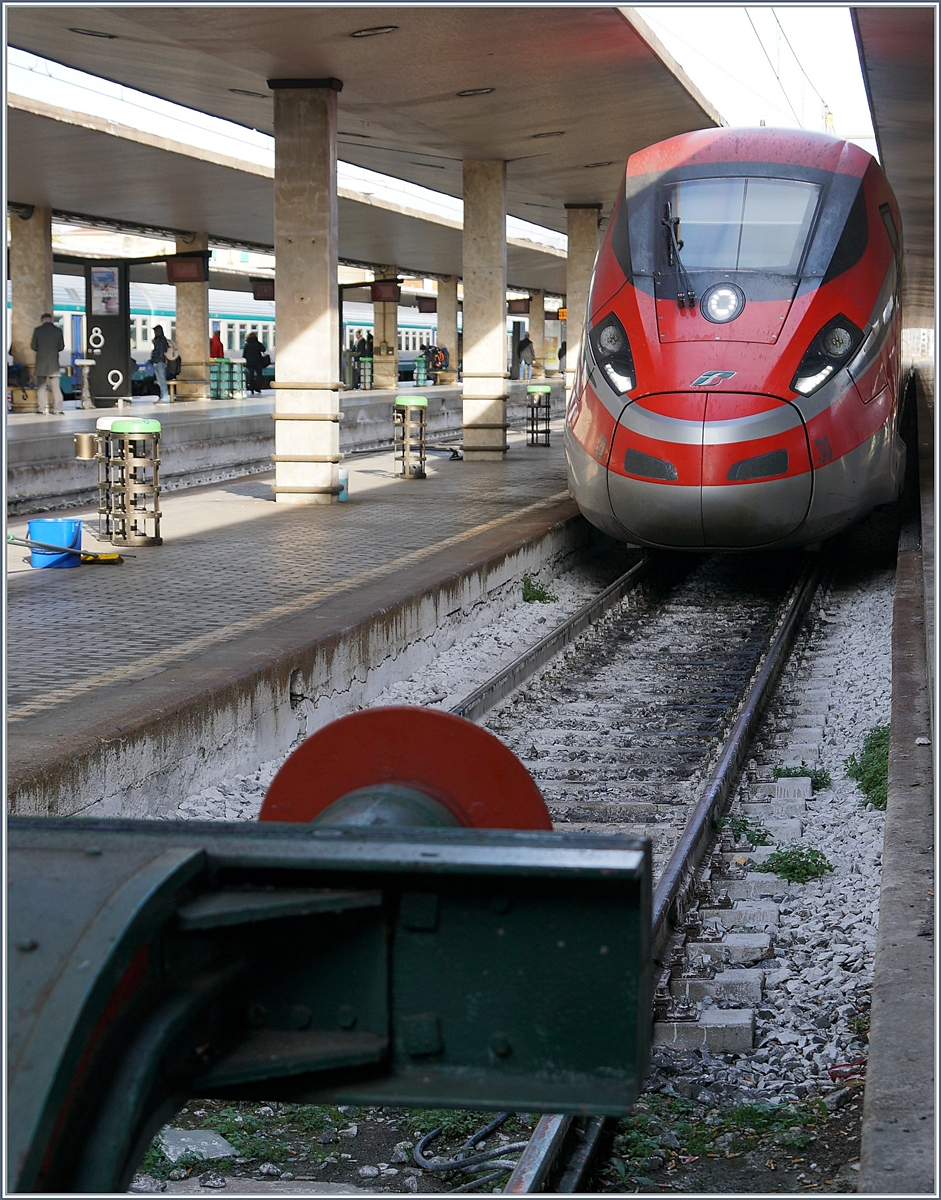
[745,8,804,128]
[770,8,829,112]
[637,12,798,123]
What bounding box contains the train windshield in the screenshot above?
[669,177,820,273]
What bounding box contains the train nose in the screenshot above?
[607,393,813,548]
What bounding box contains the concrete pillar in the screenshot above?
[9,205,53,370]
[269,78,342,504]
[529,289,546,379]
[564,204,602,399]
[436,275,459,384]
[462,160,508,461]
[174,231,210,401]
[372,265,399,390]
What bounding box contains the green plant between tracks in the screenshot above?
[845,723,890,809]
[718,814,771,846]
[773,762,832,792]
[521,574,558,603]
[755,845,834,884]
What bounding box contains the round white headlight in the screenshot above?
[823,326,853,358]
[701,284,745,324]
[598,323,626,355]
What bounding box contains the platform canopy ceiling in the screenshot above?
[7,97,568,293]
[852,6,935,328]
[6,5,723,238]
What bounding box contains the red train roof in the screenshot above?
[627,128,871,179]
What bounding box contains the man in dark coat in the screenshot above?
[242,331,268,394]
[31,313,65,414]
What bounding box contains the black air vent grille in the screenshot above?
[623,448,678,481]
[727,450,789,481]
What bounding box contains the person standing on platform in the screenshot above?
[210,329,225,359]
[352,328,366,388]
[150,325,171,402]
[31,313,65,414]
[242,331,267,394]
[518,330,535,380]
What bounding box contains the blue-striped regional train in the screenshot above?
[38,278,442,378]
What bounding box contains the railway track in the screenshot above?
[119,531,893,1193]
[431,548,827,1193]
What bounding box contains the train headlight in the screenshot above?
[790,314,864,396]
[823,326,854,358]
[701,283,745,324]
[588,313,636,396]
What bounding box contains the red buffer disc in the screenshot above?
[259,706,552,830]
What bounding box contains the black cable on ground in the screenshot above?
[413,1113,529,1185]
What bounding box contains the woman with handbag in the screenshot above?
[150,325,171,402]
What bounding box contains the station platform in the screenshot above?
[6,378,565,514]
[7,419,585,819]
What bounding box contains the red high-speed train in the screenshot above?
[565,128,905,550]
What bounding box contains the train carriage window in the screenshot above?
[670,177,820,273]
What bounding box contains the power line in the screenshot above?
[639,12,797,122]
[745,8,803,127]
[771,8,829,112]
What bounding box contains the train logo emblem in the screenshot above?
[689,370,737,388]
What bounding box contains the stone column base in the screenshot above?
[462,392,507,460]
[273,387,341,504]
[174,365,210,402]
[372,356,399,390]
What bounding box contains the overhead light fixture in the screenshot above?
[584,161,613,169]
[456,87,494,97]
[68,27,116,38]
[350,25,398,37]
[410,161,446,169]
[342,131,371,138]
[229,88,268,99]
[532,131,565,139]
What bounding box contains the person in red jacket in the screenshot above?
[210,329,225,359]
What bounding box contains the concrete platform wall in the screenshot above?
[7,382,565,514]
[7,506,587,821]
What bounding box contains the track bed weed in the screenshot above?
[774,762,832,792]
[521,574,557,603]
[755,845,834,884]
[845,723,890,808]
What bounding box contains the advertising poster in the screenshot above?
[90,266,121,316]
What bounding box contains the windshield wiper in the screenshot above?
[662,204,696,309]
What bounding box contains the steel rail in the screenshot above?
[497,552,826,1193]
[650,553,826,958]
[450,556,650,722]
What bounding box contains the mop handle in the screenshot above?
[7,533,132,559]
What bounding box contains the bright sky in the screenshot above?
[635,6,877,156]
[7,7,878,250]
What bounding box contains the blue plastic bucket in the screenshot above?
[27,518,83,569]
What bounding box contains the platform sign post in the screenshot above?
[83,261,131,407]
